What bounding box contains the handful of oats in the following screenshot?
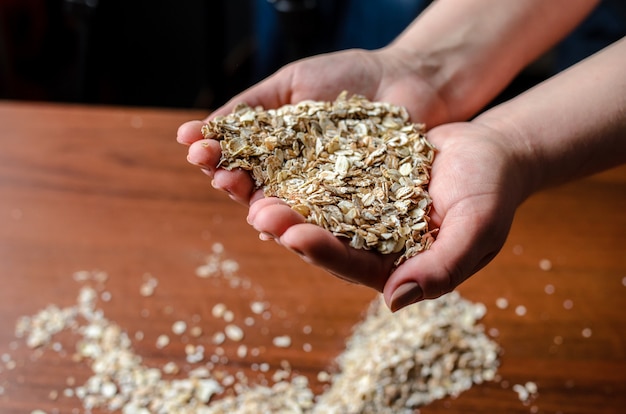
[202,92,436,264]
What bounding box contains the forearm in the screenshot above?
[384,0,600,122]
[475,37,626,198]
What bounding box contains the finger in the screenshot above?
[249,189,266,205]
[177,120,207,145]
[248,199,395,290]
[187,139,222,173]
[279,223,396,291]
[247,196,291,224]
[211,168,256,205]
[383,210,506,312]
[248,200,306,238]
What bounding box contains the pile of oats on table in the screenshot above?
[12,258,501,413]
[313,292,500,414]
[202,92,436,264]
[14,281,499,414]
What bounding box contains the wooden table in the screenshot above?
[0,101,624,414]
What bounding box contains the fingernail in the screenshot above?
[187,155,213,170]
[389,282,423,312]
[259,232,274,241]
[211,180,230,194]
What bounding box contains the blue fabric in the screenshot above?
[253,0,625,81]
[333,0,430,50]
[253,0,430,79]
[554,0,626,73]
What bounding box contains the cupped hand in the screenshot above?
[177,47,451,204]
[176,48,528,311]
[243,122,528,311]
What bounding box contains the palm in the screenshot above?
[247,123,523,301]
[177,51,523,305]
[385,123,521,299]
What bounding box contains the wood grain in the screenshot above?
[0,101,624,413]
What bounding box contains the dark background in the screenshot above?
[0,0,249,109]
[1,0,624,111]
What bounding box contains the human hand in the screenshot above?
[178,113,529,310]
[176,49,527,311]
[213,48,452,123]
[177,48,451,204]
[242,122,528,310]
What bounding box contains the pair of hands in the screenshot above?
[177,49,527,311]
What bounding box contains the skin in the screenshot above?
[177,0,625,311]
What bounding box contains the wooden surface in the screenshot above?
[0,101,624,414]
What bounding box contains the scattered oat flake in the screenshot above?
[525,381,538,394]
[195,263,218,278]
[512,384,530,402]
[221,259,240,275]
[488,327,500,337]
[495,297,509,309]
[190,326,203,337]
[515,305,527,316]
[539,259,552,271]
[317,371,331,383]
[139,274,158,297]
[272,335,292,348]
[237,345,248,358]
[171,320,187,335]
[212,242,224,254]
[223,310,235,323]
[155,334,170,349]
[72,270,92,282]
[212,303,227,319]
[513,381,539,404]
[163,361,179,375]
[225,324,244,342]
[212,332,226,345]
[250,301,268,315]
[186,344,205,363]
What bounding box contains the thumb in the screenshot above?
[382,207,509,312]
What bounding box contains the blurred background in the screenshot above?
[0,0,624,111]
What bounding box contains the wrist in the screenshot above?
[472,111,543,203]
[374,46,453,127]
[382,31,500,124]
